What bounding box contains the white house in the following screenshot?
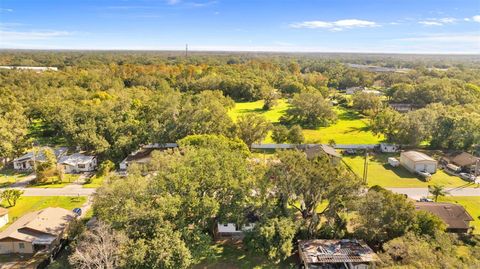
[58,153,97,173]
[346,86,365,95]
[380,143,399,153]
[400,151,437,174]
[216,222,256,238]
[0,208,8,229]
[13,147,68,171]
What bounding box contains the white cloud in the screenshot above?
[0,8,13,12]
[419,17,457,26]
[290,19,378,31]
[166,0,181,4]
[472,15,480,22]
[0,30,71,41]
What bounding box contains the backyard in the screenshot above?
[0,196,87,231]
[343,153,468,188]
[229,99,382,144]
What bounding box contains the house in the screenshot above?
[389,103,415,113]
[0,207,76,254]
[305,144,342,164]
[215,211,259,239]
[362,89,383,96]
[119,143,178,170]
[346,86,365,95]
[415,202,473,233]
[13,147,68,171]
[298,239,380,269]
[448,152,480,173]
[400,151,437,174]
[0,208,8,229]
[380,143,398,153]
[58,153,97,173]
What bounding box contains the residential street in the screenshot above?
[388,185,480,200]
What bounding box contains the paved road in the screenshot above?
[388,184,480,199]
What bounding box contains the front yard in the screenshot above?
[343,153,468,188]
[29,174,80,188]
[0,168,31,188]
[0,196,87,231]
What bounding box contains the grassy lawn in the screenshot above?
[229,100,382,144]
[303,107,383,144]
[194,242,296,269]
[229,99,290,123]
[28,118,67,146]
[29,174,79,188]
[0,196,87,231]
[0,168,31,188]
[343,153,468,188]
[437,196,480,234]
[82,175,105,188]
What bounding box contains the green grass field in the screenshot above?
[0,196,87,231]
[82,175,105,188]
[229,99,382,144]
[29,174,80,188]
[0,169,30,188]
[437,196,480,234]
[343,153,468,188]
[194,242,295,269]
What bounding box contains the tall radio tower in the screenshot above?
[185,44,188,57]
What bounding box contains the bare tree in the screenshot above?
[69,221,126,269]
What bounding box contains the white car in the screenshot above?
[459,173,476,182]
[417,171,432,179]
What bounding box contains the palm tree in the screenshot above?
[428,184,449,202]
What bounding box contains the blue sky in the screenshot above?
[0,0,479,53]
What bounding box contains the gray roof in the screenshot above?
[299,239,380,264]
[58,153,95,166]
[305,144,342,159]
[13,147,68,162]
[401,151,436,162]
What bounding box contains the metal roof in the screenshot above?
[401,151,436,162]
[298,239,380,264]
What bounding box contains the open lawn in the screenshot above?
[343,153,468,188]
[82,175,106,188]
[437,196,480,234]
[29,174,79,188]
[194,242,296,269]
[0,196,87,231]
[229,100,382,144]
[0,168,30,188]
[303,107,383,144]
[28,119,67,146]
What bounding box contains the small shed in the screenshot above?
[400,151,437,174]
[388,157,399,167]
[380,143,398,153]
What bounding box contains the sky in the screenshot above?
[0,0,479,54]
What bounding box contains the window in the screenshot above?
[223,224,228,227]
[18,243,25,249]
[78,164,86,168]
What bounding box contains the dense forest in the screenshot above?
[1,51,480,268]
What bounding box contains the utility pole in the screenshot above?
[185,44,188,58]
[363,149,369,184]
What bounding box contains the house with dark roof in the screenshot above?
[415,202,474,233]
[298,239,380,269]
[305,144,342,164]
[0,208,76,254]
[119,143,178,170]
[447,152,480,173]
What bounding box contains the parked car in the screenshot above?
[418,197,433,202]
[417,171,432,180]
[343,149,356,155]
[459,173,476,182]
[73,208,82,216]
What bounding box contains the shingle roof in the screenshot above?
[58,153,95,166]
[415,202,473,230]
[401,151,436,162]
[298,239,380,264]
[450,152,479,167]
[13,147,68,162]
[305,144,342,159]
[0,207,75,242]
